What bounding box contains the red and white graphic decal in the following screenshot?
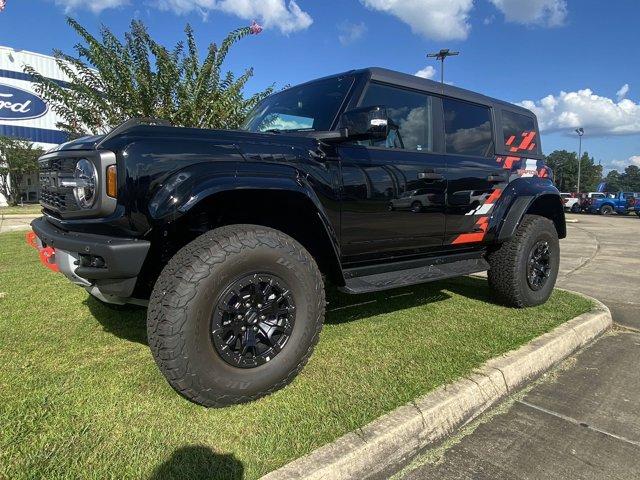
[451,131,543,245]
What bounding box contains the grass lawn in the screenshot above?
[0,230,592,480]
[0,204,42,215]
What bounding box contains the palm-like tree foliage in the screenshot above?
[24,18,273,136]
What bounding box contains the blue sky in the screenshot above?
[1,0,639,171]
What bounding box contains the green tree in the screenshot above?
[0,137,43,206]
[605,170,622,192]
[24,18,273,136]
[621,165,640,191]
[545,150,602,192]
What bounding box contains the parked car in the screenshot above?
[590,191,636,215]
[575,192,605,213]
[27,67,565,407]
[560,193,580,213]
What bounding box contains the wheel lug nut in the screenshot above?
[241,326,246,331]
[237,315,243,320]
[245,303,251,308]
[260,315,266,320]
[253,326,258,331]
[257,303,262,308]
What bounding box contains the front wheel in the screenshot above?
[600,205,614,215]
[571,204,580,213]
[487,215,560,308]
[147,225,325,407]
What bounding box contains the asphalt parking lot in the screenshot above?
[395,213,640,480]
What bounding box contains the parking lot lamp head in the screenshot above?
[427,49,460,84]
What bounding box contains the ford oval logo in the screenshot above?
[0,83,48,120]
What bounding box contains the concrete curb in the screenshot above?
[261,293,611,480]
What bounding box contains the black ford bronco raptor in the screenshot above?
[29,68,565,407]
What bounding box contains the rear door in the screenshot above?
[442,98,502,245]
[338,82,447,263]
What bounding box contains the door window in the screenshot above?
[357,83,434,152]
[443,98,493,157]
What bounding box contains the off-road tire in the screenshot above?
[487,215,559,308]
[147,225,325,407]
[600,205,614,215]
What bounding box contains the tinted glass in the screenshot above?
[243,76,354,132]
[443,98,493,157]
[502,110,539,154]
[357,83,434,151]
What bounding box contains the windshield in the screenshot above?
[243,75,355,133]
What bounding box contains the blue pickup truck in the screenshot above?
[590,192,637,215]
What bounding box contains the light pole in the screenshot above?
[427,49,459,84]
[575,128,584,193]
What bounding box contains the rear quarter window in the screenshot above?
[501,110,540,155]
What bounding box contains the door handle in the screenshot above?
[487,171,509,183]
[418,171,444,181]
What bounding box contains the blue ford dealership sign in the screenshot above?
[0,83,48,120]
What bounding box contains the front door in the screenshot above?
[339,83,446,264]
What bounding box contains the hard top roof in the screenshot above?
[291,67,535,118]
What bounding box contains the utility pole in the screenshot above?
[575,127,584,193]
[427,49,459,84]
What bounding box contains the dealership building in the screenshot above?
[0,45,69,206]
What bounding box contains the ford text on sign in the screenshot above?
[0,83,48,120]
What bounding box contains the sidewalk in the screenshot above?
[394,214,640,479]
[0,213,39,234]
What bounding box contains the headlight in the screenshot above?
[73,159,98,209]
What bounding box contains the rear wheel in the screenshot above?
[570,203,580,213]
[600,205,614,215]
[147,225,325,407]
[487,215,559,308]
[411,201,422,213]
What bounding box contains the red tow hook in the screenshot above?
[39,247,60,272]
[25,231,38,249]
[26,231,60,273]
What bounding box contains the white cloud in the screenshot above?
[616,84,630,101]
[155,0,313,34]
[414,65,436,79]
[608,155,640,171]
[338,21,367,45]
[360,0,473,40]
[489,0,567,27]
[54,0,128,13]
[519,88,640,136]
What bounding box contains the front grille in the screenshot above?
[39,157,79,213]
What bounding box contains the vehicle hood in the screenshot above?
[49,125,331,153]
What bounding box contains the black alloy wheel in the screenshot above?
[527,241,552,291]
[211,273,295,368]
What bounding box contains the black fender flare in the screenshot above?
[493,177,566,242]
[149,162,345,284]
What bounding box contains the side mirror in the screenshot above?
[340,106,389,141]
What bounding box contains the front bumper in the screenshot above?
[29,216,151,303]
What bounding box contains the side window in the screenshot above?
[357,83,434,152]
[443,98,493,157]
[502,110,539,154]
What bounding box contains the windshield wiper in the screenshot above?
[261,128,315,134]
